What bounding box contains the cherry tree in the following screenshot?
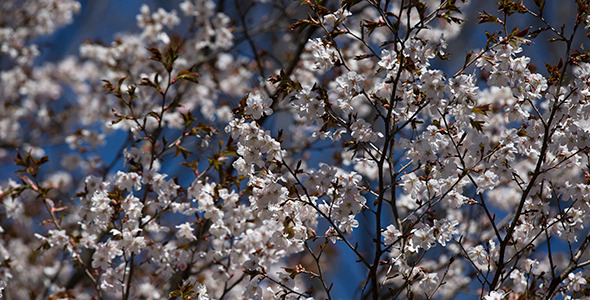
[1,0,590,299]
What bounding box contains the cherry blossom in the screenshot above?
[1,0,590,299]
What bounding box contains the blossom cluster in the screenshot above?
[1,0,590,299]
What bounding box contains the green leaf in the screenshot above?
[147,47,162,62]
[470,119,485,133]
[175,70,199,84]
[341,0,362,10]
[477,11,503,24]
[174,145,192,159]
[147,111,161,121]
[533,0,545,12]
[289,19,313,32]
[471,104,491,116]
